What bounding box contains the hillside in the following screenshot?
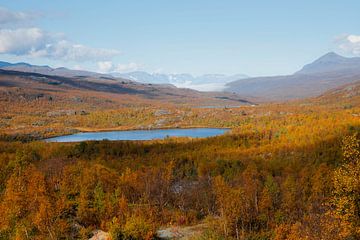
[0,64,359,240]
[0,68,251,103]
[0,61,249,92]
[316,80,360,104]
[0,80,359,239]
[0,68,252,139]
[0,61,112,78]
[225,52,360,100]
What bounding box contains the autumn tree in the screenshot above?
[0,163,55,239]
[213,175,245,239]
[330,134,360,239]
[259,175,280,228]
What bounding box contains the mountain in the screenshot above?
[225,52,360,100]
[0,61,13,68]
[296,52,360,75]
[0,67,253,107]
[0,61,113,78]
[115,71,249,91]
[0,61,248,92]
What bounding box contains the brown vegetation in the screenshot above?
[0,72,359,239]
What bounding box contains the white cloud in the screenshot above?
[153,68,164,74]
[73,64,83,70]
[97,61,113,72]
[37,40,121,61]
[338,34,360,56]
[0,28,51,55]
[97,61,140,73]
[0,27,120,61]
[347,35,360,43]
[0,7,121,63]
[115,62,139,72]
[0,7,37,26]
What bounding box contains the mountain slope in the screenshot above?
[0,68,253,106]
[296,52,360,75]
[225,52,360,100]
[0,61,113,78]
[316,80,360,104]
[0,61,248,92]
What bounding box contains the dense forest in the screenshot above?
[0,96,359,239]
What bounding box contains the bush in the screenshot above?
[108,217,123,240]
[122,215,154,240]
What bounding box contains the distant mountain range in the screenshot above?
[225,52,360,100]
[114,72,249,91]
[0,67,253,108]
[2,52,360,100]
[0,61,113,78]
[0,61,248,92]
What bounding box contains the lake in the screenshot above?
[44,128,229,142]
[194,105,242,109]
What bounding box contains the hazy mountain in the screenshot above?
[113,71,170,84]
[0,68,253,108]
[115,71,249,91]
[0,61,14,68]
[296,52,360,75]
[0,61,114,78]
[0,61,248,92]
[225,52,360,100]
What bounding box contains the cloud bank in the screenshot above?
[0,7,120,62]
[0,7,37,26]
[338,34,360,56]
[97,61,140,73]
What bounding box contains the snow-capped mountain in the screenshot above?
[113,71,249,91]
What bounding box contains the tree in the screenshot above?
[259,175,280,228]
[213,176,244,239]
[281,175,298,221]
[94,182,106,218]
[0,164,55,239]
[330,134,360,238]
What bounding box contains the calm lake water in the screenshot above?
[45,128,229,142]
[194,105,242,109]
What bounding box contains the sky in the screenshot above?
[0,0,360,77]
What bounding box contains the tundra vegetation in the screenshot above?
[0,79,359,239]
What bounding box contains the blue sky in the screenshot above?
[0,0,360,76]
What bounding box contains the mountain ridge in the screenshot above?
[296,52,360,75]
[225,52,360,100]
[0,61,249,91]
[0,61,114,79]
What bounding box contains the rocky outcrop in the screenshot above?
[89,230,110,240]
[46,110,88,117]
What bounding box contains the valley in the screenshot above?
[0,2,360,239]
[0,68,252,140]
[0,63,359,239]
